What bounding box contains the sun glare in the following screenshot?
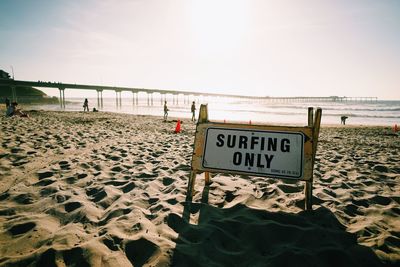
[186,0,249,56]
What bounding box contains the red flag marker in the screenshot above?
[174,119,181,133]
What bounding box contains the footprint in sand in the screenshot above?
[172,164,190,172]
[343,203,363,216]
[125,238,159,267]
[93,164,102,171]
[370,195,392,206]
[108,155,122,161]
[11,147,24,153]
[111,165,124,172]
[13,193,35,204]
[121,182,135,193]
[225,191,236,202]
[0,192,10,201]
[79,163,91,169]
[64,202,82,212]
[102,235,123,251]
[55,194,71,203]
[8,222,36,236]
[12,158,29,167]
[137,172,157,179]
[64,176,77,184]
[58,247,90,267]
[162,177,174,186]
[104,180,128,186]
[37,170,54,180]
[148,198,159,205]
[86,188,107,202]
[0,209,16,216]
[59,160,70,170]
[166,198,178,205]
[373,165,389,173]
[277,184,303,194]
[40,186,59,197]
[77,173,88,179]
[34,178,56,186]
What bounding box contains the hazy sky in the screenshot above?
[1,0,399,99]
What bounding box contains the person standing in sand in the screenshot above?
[341,116,348,125]
[83,98,89,112]
[5,97,10,108]
[191,101,196,122]
[6,102,28,117]
[164,101,169,121]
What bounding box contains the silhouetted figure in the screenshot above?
[5,97,10,108]
[191,101,196,122]
[83,98,89,112]
[6,102,28,117]
[92,107,98,112]
[6,102,15,117]
[341,116,348,125]
[164,101,169,121]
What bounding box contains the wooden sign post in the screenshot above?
[186,104,322,211]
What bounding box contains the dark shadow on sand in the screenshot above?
[169,185,389,267]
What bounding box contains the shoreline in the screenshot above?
[2,105,397,128]
[0,109,399,266]
[3,98,399,127]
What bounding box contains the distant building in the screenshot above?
[0,70,11,80]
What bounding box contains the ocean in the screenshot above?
[24,96,400,126]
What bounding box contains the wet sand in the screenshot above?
[0,110,399,266]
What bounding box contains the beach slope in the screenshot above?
[0,111,399,266]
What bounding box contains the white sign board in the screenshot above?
[202,127,305,179]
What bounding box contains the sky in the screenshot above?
[0,0,399,99]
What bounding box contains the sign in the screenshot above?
[186,104,322,211]
[192,123,313,180]
[202,128,304,179]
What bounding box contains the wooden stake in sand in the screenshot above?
[186,105,322,211]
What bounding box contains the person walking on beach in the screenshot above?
[341,116,348,125]
[83,98,89,112]
[191,101,196,122]
[5,97,10,108]
[164,101,169,121]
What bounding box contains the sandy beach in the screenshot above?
[0,110,399,266]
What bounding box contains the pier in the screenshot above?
[262,96,378,103]
[0,79,378,108]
